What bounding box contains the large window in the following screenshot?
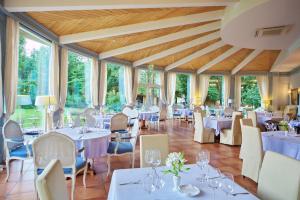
[241,76,261,108]
[205,76,223,106]
[175,74,188,105]
[105,62,124,112]
[12,28,51,128]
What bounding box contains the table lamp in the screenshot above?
[35,96,57,132]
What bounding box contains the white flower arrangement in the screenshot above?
[163,152,190,177]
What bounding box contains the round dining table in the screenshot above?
[138,110,157,129]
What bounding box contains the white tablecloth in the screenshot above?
[204,117,232,136]
[108,164,258,200]
[262,131,300,160]
[176,108,192,117]
[139,111,157,120]
[56,127,111,159]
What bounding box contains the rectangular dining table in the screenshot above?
[108,164,259,200]
[203,117,232,136]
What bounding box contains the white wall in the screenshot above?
[272,74,290,110]
[290,69,300,89]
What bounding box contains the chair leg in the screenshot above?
[106,155,111,177]
[5,159,10,182]
[71,175,76,200]
[132,153,135,168]
[83,164,88,187]
[20,160,24,173]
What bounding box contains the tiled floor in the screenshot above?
[0,120,257,199]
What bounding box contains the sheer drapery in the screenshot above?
[256,75,269,108]
[223,75,231,106]
[199,74,210,105]
[91,58,99,107]
[59,48,68,110]
[4,17,19,118]
[159,71,166,103]
[167,72,176,118]
[190,74,196,104]
[124,65,133,104]
[0,35,2,117]
[49,42,60,108]
[234,75,241,109]
[98,61,107,106]
[132,68,140,102]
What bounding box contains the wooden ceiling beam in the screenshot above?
[165,40,225,71]
[59,10,224,44]
[4,0,237,12]
[197,46,241,74]
[99,21,221,59]
[231,49,263,75]
[133,31,220,67]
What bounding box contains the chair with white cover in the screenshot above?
[193,112,215,143]
[32,132,88,200]
[148,105,160,130]
[241,125,263,182]
[36,159,69,200]
[220,112,242,145]
[247,111,258,127]
[257,151,300,200]
[140,134,169,168]
[2,120,33,182]
[110,113,128,133]
[107,119,139,176]
[239,118,253,159]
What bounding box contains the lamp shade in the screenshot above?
[17,95,32,105]
[35,96,57,106]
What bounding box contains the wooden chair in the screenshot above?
[110,113,128,133]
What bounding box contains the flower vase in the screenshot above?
[172,176,181,191]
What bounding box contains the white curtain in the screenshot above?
[0,35,2,117]
[159,71,166,103]
[190,74,196,104]
[91,58,99,107]
[223,75,231,107]
[234,75,241,110]
[132,68,140,102]
[124,65,133,104]
[4,17,19,118]
[59,48,68,110]
[98,61,107,106]
[167,72,176,118]
[49,42,60,107]
[199,74,210,105]
[256,75,269,108]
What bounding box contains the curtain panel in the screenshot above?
[98,61,107,106]
[4,17,19,119]
[0,34,2,117]
[199,74,210,105]
[159,71,166,103]
[132,68,140,102]
[124,65,133,104]
[91,58,99,107]
[59,48,68,110]
[49,42,60,108]
[256,75,269,108]
[234,75,241,110]
[223,75,231,107]
[190,74,196,104]
[167,72,176,118]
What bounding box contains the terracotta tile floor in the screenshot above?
[0,120,257,199]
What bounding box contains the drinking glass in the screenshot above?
[143,174,155,194]
[196,150,210,183]
[208,168,222,200]
[144,149,163,190]
[221,172,234,200]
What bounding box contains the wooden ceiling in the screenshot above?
[26,6,281,74]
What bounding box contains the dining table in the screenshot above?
[203,116,232,136]
[261,131,300,160]
[108,164,259,200]
[138,110,158,129]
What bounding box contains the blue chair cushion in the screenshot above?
[9,144,33,158]
[37,156,86,175]
[150,115,159,121]
[107,141,133,154]
[111,130,128,134]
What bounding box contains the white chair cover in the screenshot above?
[194,112,214,143]
[239,118,253,159]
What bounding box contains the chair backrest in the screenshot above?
[273,110,283,118]
[32,132,76,171]
[241,125,263,182]
[149,105,160,113]
[122,106,139,119]
[140,134,169,168]
[284,105,298,116]
[257,151,300,200]
[247,111,257,127]
[110,113,128,132]
[36,159,69,200]
[224,107,234,116]
[159,104,168,121]
[130,119,140,147]
[2,120,24,150]
[82,108,97,116]
[240,118,253,127]
[85,114,96,127]
[193,112,206,143]
[231,112,242,144]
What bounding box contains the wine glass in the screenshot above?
[221,172,234,200]
[208,168,222,200]
[143,174,155,194]
[196,150,210,183]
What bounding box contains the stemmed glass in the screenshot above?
[196,150,210,183]
[144,149,164,190]
[208,168,222,200]
[220,172,235,200]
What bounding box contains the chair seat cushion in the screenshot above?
[173,112,181,117]
[111,130,128,134]
[107,142,133,154]
[37,156,86,175]
[9,144,33,158]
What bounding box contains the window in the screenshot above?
[65,51,92,114]
[241,76,261,108]
[175,74,188,105]
[137,69,161,106]
[12,28,51,128]
[105,62,124,112]
[205,76,223,106]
